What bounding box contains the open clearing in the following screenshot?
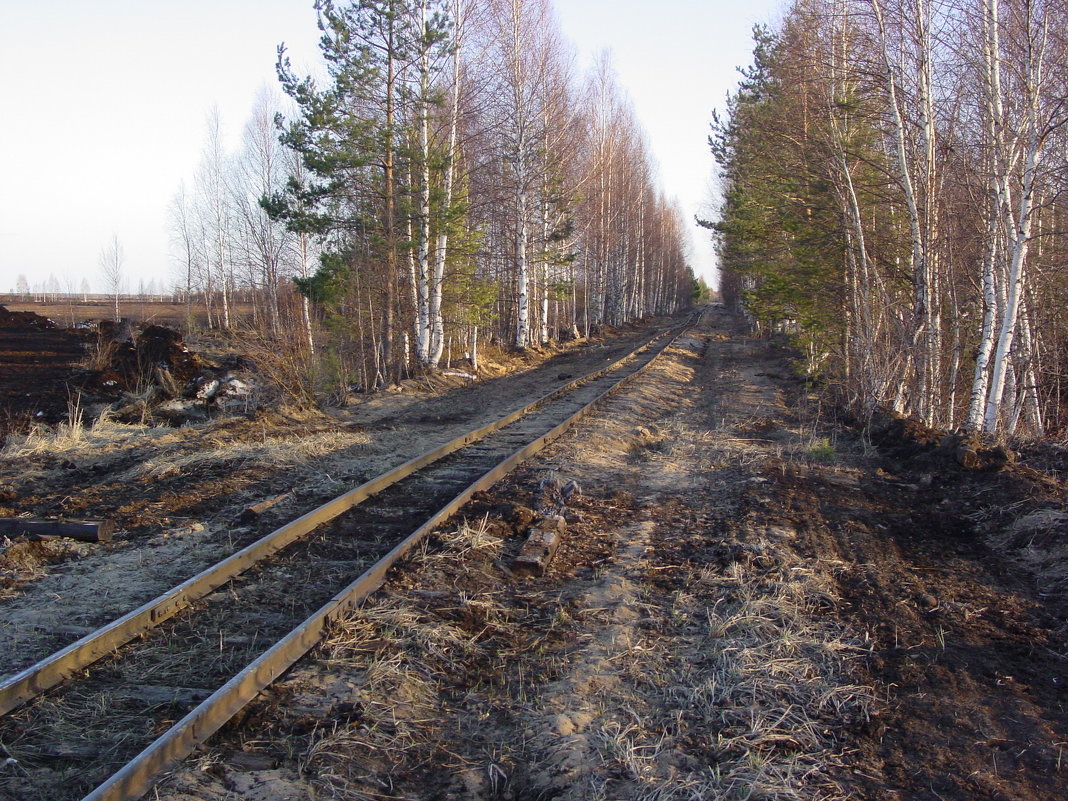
[2,308,1067,801]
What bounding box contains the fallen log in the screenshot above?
[238,491,294,523]
[26,743,101,761]
[512,470,581,576]
[512,514,566,577]
[0,518,114,542]
[227,751,278,771]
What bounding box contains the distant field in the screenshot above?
[0,299,257,330]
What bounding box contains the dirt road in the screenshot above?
[6,308,1068,801]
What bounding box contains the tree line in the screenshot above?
[171,0,695,394]
[709,0,1068,438]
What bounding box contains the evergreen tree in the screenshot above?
[267,0,451,385]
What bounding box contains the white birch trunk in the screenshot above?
[507,0,531,350]
[298,231,315,355]
[1016,295,1043,434]
[968,0,1004,429]
[428,0,465,368]
[414,0,433,367]
[869,0,933,421]
[540,191,550,345]
[470,324,479,372]
[968,209,1000,429]
[983,143,1037,433]
[515,182,531,349]
[982,5,1048,434]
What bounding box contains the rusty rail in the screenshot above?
[82,318,693,801]
[0,324,676,718]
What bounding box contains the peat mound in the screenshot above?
[0,307,88,437]
[81,323,204,397]
[0,305,56,330]
[863,407,1068,610]
[867,407,1016,470]
[78,325,260,425]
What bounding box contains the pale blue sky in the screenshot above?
[0,0,783,295]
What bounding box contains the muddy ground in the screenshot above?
[4,308,1068,800]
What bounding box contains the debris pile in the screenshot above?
[90,325,260,424]
[84,321,204,394]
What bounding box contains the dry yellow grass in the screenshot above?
[126,429,375,480]
[0,412,180,463]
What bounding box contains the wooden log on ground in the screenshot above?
[26,743,101,760]
[512,514,566,577]
[227,751,278,771]
[29,623,98,638]
[0,518,114,542]
[238,491,294,523]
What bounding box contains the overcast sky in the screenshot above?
[0,0,783,295]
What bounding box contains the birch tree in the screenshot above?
[234,88,292,333]
[482,0,558,349]
[866,0,943,424]
[712,0,1068,437]
[99,234,124,323]
[199,107,234,329]
[170,181,202,328]
[404,0,454,368]
[166,0,696,400]
[981,0,1066,434]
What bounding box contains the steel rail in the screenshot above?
[0,325,673,718]
[82,318,693,801]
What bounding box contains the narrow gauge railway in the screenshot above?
[0,318,691,801]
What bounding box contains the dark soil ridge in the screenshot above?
[0,311,208,439]
[862,406,1068,606]
[0,306,56,330]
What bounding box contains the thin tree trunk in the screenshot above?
[382,17,398,383]
[983,47,1045,434]
[428,0,465,368]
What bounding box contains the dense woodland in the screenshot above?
[711,0,1068,438]
[165,0,694,395]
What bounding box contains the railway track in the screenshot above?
[0,317,691,801]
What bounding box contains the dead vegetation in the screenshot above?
[155,498,874,800]
[648,538,874,799]
[1,410,165,461]
[120,427,376,482]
